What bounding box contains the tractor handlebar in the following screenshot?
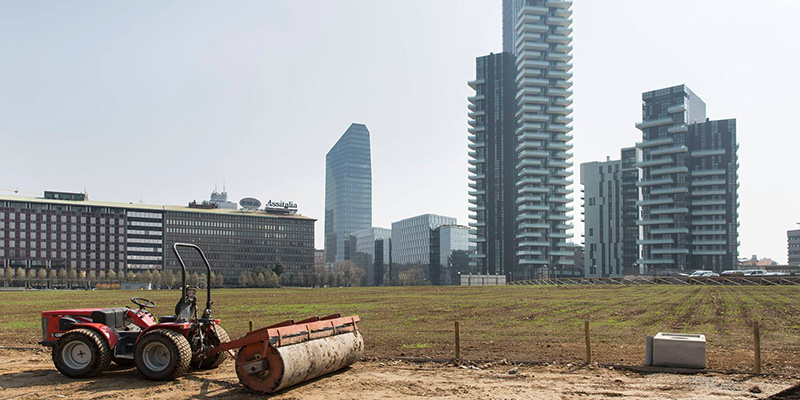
[171,243,213,316]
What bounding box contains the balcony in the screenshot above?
[518,76,550,87]
[549,178,573,186]
[518,149,549,159]
[545,17,572,27]
[636,117,674,130]
[467,94,485,104]
[691,229,726,236]
[637,218,675,225]
[649,227,689,235]
[637,238,674,245]
[692,209,726,216]
[692,240,727,246]
[636,178,673,187]
[516,85,542,99]
[545,34,572,45]
[636,198,674,206]
[518,113,550,124]
[546,88,573,97]
[518,169,549,178]
[519,203,549,212]
[518,131,549,141]
[692,189,726,196]
[691,219,724,226]
[546,123,571,133]
[546,105,572,115]
[548,160,573,168]
[692,199,725,206]
[651,248,689,255]
[517,40,549,53]
[691,169,726,177]
[548,196,571,203]
[552,61,573,71]
[636,137,673,148]
[519,95,550,105]
[552,133,573,142]
[691,179,726,187]
[637,258,676,265]
[635,157,672,168]
[667,104,686,114]
[650,207,689,215]
[650,186,688,195]
[518,58,549,69]
[667,125,688,134]
[691,149,726,157]
[468,189,486,196]
[468,141,485,150]
[516,67,544,81]
[650,145,687,156]
[468,205,485,212]
[650,166,688,176]
[545,53,572,62]
[467,157,485,166]
[467,79,485,89]
[553,44,573,54]
[547,142,572,151]
[551,151,573,160]
[546,1,573,9]
[467,110,485,119]
[519,5,549,16]
[692,250,727,255]
[468,125,485,134]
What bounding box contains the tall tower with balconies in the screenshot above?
[511,0,575,280]
[635,85,738,273]
[470,1,574,281]
[468,53,517,276]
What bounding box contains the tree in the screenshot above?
[126,271,135,282]
[238,272,248,287]
[209,271,217,287]
[334,261,365,287]
[264,271,279,288]
[273,262,286,277]
[57,268,67,283]
[107,270,117,282]
[4,267,13,285]
[37,268,47,288]
[16,268,26,286]
[215,273,224,287]
[97,270,106,282]
[151,270,161,287]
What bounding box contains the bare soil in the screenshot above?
[0,349,797,400]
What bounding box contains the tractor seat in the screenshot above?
[159,315,178,323]
[91,308,127,329]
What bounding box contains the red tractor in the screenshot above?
[40,243,229,380]
[40,243,364,393]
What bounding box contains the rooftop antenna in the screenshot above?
[215,181,218,192]
[223,180,226,193]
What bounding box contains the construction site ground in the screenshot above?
[1,348,799,399]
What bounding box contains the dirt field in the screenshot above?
[0,348,797,399]
[2,286,800,375]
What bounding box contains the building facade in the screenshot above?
[350,227,391,286]
[635,85,738,273]
[325,123,372,263]
[391,214,456,266]
[430,225,475,285]
[581,158,623,277]
[789,228,800,267]
[471,0,574,281]
[468,52,517,276]
[620,147,639,275]
[0,193,315,284]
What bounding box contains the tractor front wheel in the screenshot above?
[135,329,191,380]
[191,325,230,370]
[52,328,112,378]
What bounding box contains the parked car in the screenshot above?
[742,269,771,276]
[688,270,719,277]
[720,270,745,276]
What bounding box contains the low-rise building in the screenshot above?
[0,192,315,285]
[789,228,800,267]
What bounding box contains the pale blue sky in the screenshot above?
[1,1,798,263]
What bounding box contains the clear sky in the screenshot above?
[1,1,798,263]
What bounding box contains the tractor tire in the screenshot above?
[52,328,113,378]
[112,357,136,368]
[191,325,230,370]
[135,329,191,381]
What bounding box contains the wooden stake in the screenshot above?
[454,321,461,361]
[585,320,591,365]
[754,321,761,374]
[249,320,254,332]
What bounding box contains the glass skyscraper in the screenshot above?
[325,123,372,263]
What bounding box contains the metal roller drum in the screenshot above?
[236,331,364,393]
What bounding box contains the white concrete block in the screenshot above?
[651,332,706,369]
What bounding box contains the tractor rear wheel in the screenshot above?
[52,328,112,378]
[191,325,230,369]
[135,329,191,380]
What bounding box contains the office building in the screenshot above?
[391,214,456,266]
[789,228,800,267]
[0,192,315,284]
[471,0,574,281]
[430,225,476,285]
[468,52,517,276]
[635,85,738,273]
[325,123,372,263]
[350,227,391,286]
[581,158,623,277]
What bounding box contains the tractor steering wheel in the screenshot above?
[131,297,157,310]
